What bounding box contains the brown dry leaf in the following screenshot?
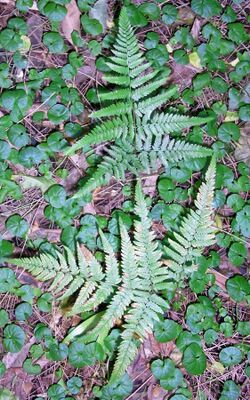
[3,338,35,368]
[191,18,202,40]
[61,0,81,45]
[79,243,94,261]
[234,123,250,166]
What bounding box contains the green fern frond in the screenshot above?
[9,162,216,382]
[65,7,213,195]
[165,157,216,279]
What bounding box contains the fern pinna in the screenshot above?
[65,8,212,197]
[9,158,216,382]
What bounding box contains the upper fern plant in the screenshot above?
[65,8,213,197]
[10,158,216,383]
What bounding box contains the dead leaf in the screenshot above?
[235,123,250,166]
[12,175,55,193]
[191,18,202,40]
[61,0,81,45]
[177,6,195,25]
[3,338,35,368]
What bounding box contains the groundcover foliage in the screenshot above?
[0,0,249,399]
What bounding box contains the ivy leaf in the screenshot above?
[226,275,250,302]
[3,324,26,353]
[219,346,243,367]
[183,343,206,375]
[154,319,182,343]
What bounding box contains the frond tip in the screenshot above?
[64,6,213,197]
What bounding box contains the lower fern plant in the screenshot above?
[65,7,213,198]
[9,158,216,383]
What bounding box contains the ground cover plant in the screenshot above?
[0,0,249,399]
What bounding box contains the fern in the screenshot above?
[65,8,213,197]
[9,159,216,382]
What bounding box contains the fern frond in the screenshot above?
[65,7,213,198]
[91,102,132,119]
[164,157,216,279]
[9,165,216,382]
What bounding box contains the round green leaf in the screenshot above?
[18,146,44,168]
[204,329,218,345]
[154,319,182,343]
[219,380,240,400]
[183,343,206,375]
[211,77,229,93]
[15,302,32,321]
[0,140,11,159]
[48,104,69,124]
[139,3,160,21]
[3,324,26,353]
[0,268,18,292]
[43,32,66,53]
[47,383,67,400]
[151,358,183,391]
[44,3,67,22]
[44,185,66,208]
[37,292,52,312]
[176,331,202,352]
[227,194,244,212]
[23,358,42,375]
[219,346,243,367]
[144,32,159,49]
[218,123,240,143]
[81,15,103,36]
[191,0,222,18]
[5,214,29,237]
[7,124,30,147]
[0,309,9,328]
[67,377,83,395]
[46,342,68,361]
[226,275,250,302]
[68,341,104,368]
[162,4,178,24]
[0,361,6,378]
[228,242,247,267]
